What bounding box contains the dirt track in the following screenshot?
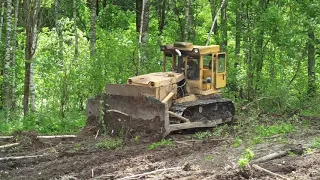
[0,128,320,180]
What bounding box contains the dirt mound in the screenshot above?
[12,131,46,150]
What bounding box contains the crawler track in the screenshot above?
[170,98,235,123]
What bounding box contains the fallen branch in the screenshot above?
[106,109,129,116]
[37,135,77,139]
[0,135,77,139]
[0,136,13,139]
[168,111,190,122]
[252,150,288,163]
[251,164,288,180]
[117,167,182,180]
[0,155,45,161]
[0,143,19,149]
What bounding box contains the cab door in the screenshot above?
[215,53,227,89]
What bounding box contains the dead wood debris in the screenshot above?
[0,135,77,139]
[0,142,19,149]
[0,154,45,161]
[251,164,289,180]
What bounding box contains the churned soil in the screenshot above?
[0,127,320,180]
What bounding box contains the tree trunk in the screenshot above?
[11,0,19,109]
[90,0,97,59]
[55,0,67,118]
[220,0,227,51]
[206,0,225,46]
[4,0,13,110]
[141,0,150,44]
[235,0,241,66]
[137,0,146,75]
[30,3,40,112]
[209,0,218,35]
[172,0,184,41]
[136,0,142,32]
[0,2,4,42]
[183,0,190,42]
[157,0,166,44]
[73,0,78,62]
[255,0,266,74]
[307,30,316,96]
[23,0,40,116]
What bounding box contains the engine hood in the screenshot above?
[127,72,184,87]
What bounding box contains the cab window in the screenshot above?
[218,54,226,73]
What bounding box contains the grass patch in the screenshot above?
[148,139,173,150]
[255,123,295,137]
[95,138,123,150]
[233,137,243,148]
[193,125,230,140]
[311,137,320,149]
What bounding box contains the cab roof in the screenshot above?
[160,42,220,56]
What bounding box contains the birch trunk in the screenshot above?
[11,0,19,109]
[206,0,226,46]
[183,0,190,42]
[30,4,40,112]
[73,0,78,62]
[4,0,13,110]
[0,3,4,42]
[137,0,146,75]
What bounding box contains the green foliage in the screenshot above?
[1,0,320,135]
[233,137,243,148]
[255,123,295,137]
[193,131,215,140]
[193,125,230,139]
[238,149,254,169]
[0,110,86,135]
[148,139,173,150]
[95,138,123,150]
[204,154,214,161]
[311,137,320,149]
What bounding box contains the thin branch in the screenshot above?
[0,143,19,149]
[0,155,45,161]
[251,164,289,180]
[117,167,182,180]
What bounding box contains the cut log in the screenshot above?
[169,118,232,132]
[37,135,77,139]
[0,136,13,139]
[168,111,190,122]
[251,164,289,180]
[0,143,19,149]
[0,135,77,139]
[117,167,182,180]
[251,150,288,163]
[0,155,44,161]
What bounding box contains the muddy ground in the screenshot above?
[0,123,320,180]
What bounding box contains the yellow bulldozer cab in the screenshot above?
[160,42,228,95]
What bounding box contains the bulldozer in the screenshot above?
[92,42,235,140]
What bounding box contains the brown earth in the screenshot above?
[0,127,320,180]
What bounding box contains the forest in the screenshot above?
[1,0,320,179]
[0,0,319,134]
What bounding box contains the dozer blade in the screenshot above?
[104,84,170,140]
